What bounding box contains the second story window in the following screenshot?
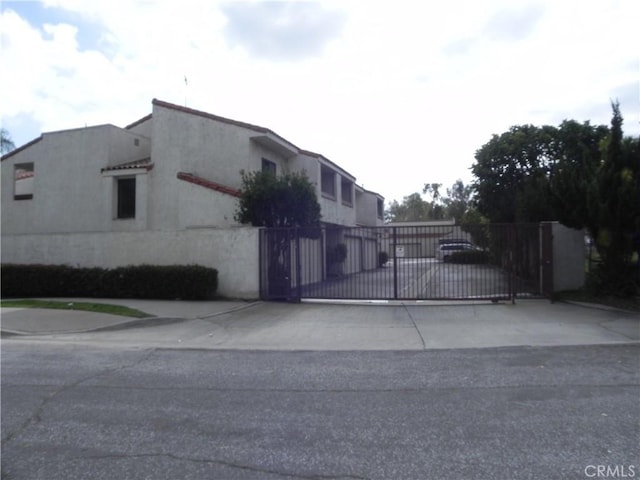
[377,198,384,219]
[262,158,276,176]
[14,163,34,200]
[341,176,353,206]
[321,165,336,198]
[116,177,136,219]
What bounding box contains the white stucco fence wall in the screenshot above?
[1,227,260,299]
[550,222,586,292]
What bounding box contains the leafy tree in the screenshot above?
[471,103,638,295]
[235,169,321,298]
[386,180,475,223]
[1,128,16,155]
[471,124,557,223]
[234,170,321,228]
[385,192,435,222]
[442,180,474,223]
[548,120,609,229]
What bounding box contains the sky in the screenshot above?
[1,0,638,204]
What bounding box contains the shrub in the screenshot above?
[378,251,389,267]
[1,264,218,300]
[327,243,348,265]
[448,250,489,264]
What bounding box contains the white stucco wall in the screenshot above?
[177,179,240,229]
[1,227,260,298]
[356,189,384,227]
[551,223,586,292]
[1,125,150,235]
[147,103,291,231]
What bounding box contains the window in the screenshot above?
[377,198,384,219]
[341,176,353,206]
[321,165,336,198]
[262,158,276,176]
[116,177,136,219]
[14,163,34,200]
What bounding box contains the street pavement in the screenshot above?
[2,343,639,480]
[1,298,638,350]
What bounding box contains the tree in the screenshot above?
[385,193,434,222]
[234,170,321,228]
[442,180,474,223]
[586,102,639,294]
[471,124,557,223]
[386,180,475,223]
[472,103,638,295]
[234,169,321,298]
[548,120,609,230]
[1,128,16,155]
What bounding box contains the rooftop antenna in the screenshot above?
[184,75,188,107]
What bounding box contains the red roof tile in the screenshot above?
[177,172,241,198]
[101,158,153,172]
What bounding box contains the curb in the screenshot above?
[0,317,187,336]
[0,301,263,336]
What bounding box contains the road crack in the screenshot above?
[74,452,368,479]
[1,348,157,446]
[403,303,426,349]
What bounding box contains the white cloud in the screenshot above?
[221,1,346,61]
[1,0,638,204]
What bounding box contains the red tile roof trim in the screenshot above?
[101,158,153,172]
[177,172,242,198]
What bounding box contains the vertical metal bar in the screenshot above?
[509,224,515,304]
[295,227,302,302]
[393,227,398,299]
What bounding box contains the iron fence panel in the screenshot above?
[260,224,545,301]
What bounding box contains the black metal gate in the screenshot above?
[259,224,550,302]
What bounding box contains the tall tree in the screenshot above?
[1,128,16,155]
[587,102,639,294]
[548,120,609,230]
[442,180,474,223]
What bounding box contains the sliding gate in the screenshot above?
[259,224,549,301]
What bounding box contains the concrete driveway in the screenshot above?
[2,298,638,351]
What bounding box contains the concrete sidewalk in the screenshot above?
[1,298,638,350]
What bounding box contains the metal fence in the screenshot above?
[259,224,548,302]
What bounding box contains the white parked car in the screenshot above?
[436,243,477,262]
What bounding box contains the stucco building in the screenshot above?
[1,99,384,298]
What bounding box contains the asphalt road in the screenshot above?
[2,343,638,480]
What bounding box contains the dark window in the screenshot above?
[341,176,353,205]
[377,198,384,219]
[117,178,136,219]
[14,163,34,200]
[321,165,336,198]
[262,158,276,175]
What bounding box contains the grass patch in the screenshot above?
[555,290,640,312]
[0,299,152,318]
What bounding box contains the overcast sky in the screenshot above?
[1,0,638,204]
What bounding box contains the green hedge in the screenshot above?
[448,250,489,264]
[1,264,218,300]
